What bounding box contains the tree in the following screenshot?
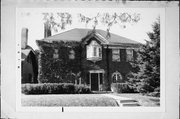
[127,17,160,96]
[42,12,72,33]
[78,12,140,31]
[42,12,140,33]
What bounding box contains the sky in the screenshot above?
[17,8,164,50]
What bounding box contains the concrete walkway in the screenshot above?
[101,94,141,107]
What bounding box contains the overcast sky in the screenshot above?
[17,8,164,50]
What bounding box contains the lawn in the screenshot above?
[112,93,160,106]
[21,94,119,107]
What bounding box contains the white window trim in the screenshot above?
[86,40,102,59]
[112,71,122,83]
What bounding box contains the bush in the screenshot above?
[22,83,91,94]
[148,87,160,97]
[111,83,135,93]
[75,85,91,94]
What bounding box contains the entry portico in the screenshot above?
[89,69,105,91]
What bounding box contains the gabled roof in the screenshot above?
[43,28,140,45]
[21,49,35,60]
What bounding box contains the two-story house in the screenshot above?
[36,28,140,91]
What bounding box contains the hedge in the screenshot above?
[111,83,135,93]
[22,83,91,94]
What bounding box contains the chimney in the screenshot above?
[21,28,28,49]
[106,29,111,39]
[44,22,51,38]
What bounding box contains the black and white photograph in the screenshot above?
[1,0,179,119]
[16,8,164,109]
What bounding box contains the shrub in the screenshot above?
[148,87,160,97]
[22,83,91,94]
[74,85,91,94]
[111,83,135,93]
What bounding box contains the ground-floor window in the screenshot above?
[112,71,122,83]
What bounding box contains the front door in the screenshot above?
[91,73,99,91]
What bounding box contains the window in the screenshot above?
[69,49,75,59]
[112,49,120,62]
[112,71,122,83]
[126,49,133,61]
[86,40,102,59]
[93,47,97,57]
[99,47,102,58]
[53,49,59,59]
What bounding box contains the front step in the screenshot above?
[101,94,141,107]
[119,99,141,107]
[120,99,138,103]
[122,102,141,107]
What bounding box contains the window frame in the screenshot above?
[86,40,102,59]
[69,49,75,60]
[112,71,122,83]
[112,49,120,62]
[126,49,134,62]
[53,49,59,59]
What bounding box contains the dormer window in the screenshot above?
[86,40,102,60]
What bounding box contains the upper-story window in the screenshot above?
[112,49,120,62]
[69,49,75,60]
[126,49,133,61]
[86,40,102,59]
[53,49,59,59]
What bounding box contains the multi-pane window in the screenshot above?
[86,40,102,59]
[53,49,59,59]
[112,49,120,62]
[126,49,133,61]
[112,71,122,83]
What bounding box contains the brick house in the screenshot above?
[36,28,140,91]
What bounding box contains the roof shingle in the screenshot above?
[44,28,140,45]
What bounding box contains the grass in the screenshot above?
[112,93,160,106]
[21,94,119,107]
